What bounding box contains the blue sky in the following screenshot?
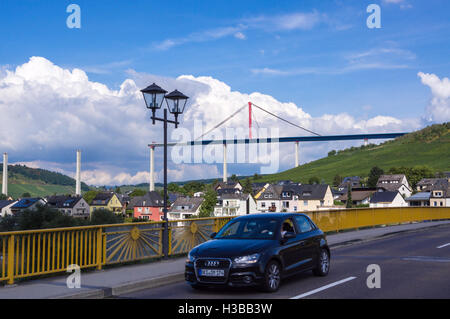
[0,0,449,185]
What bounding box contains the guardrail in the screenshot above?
[0,207,449,285]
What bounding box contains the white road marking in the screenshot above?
[290,276,357,299]
[402,256,450,262]
[437,243,450,249]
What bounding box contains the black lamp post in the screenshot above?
[141,83,189,258]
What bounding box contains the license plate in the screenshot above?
[199,269,225,277]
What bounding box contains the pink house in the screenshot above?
[129,191,164,221]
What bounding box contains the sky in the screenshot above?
[0,0,449,186]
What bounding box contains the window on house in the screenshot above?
[303,200,308,206]
[261,202,266,208]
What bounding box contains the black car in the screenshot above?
[185,213,330,292]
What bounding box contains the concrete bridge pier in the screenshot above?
[294,141,299,168]
[2,153,7,196]
[223,143,228,183]
[76,150,81,196]
[149,145,155,191]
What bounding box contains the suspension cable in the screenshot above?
[250,102,321,136]
[195,104,248,140]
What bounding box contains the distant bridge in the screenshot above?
[151,132,407,147]
[146,101,408,187]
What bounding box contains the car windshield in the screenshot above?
[215,218,279,240]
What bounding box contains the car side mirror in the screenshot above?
[280,232,296,244]
[284,232,296,239]
[210,232,217,239]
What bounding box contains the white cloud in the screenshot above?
[0,57,424,185]
[153,26,245,50]
[247,11,324,31]
[252,46,414,76]
[153,11,324,51]
[418,72,450,122]
[234,32,246,40]
[382,0,412,9]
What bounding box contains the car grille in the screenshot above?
[194,258,231,283]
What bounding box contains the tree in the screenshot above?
[182,181,205,196]
[253,173,260,180]
[198,187,217,218]
[83,190,99,204]
[9,205,81,231]
[368,166,384,188]
[328,150,337,157]
[242,178,252,194]
[308,176,320,184]
[0,194,7,200]
[167,183,181,193]
[387,165,435,190]
[346,186,353,208]
[129,189,146,197]
[22,192,31,198]
[230,174,238,182]
[436,171,446,178]
[90,208,124,225]
[115,187,122,194]
[333,175,343,188]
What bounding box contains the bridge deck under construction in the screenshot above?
[150,132,407,147]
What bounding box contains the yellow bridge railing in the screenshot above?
[0,207,449,285]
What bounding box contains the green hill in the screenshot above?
[0,164,90,199]
[255,122,450,185]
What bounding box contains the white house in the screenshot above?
[214,193,257,217]
[255,184,283,212]
[46,195,90,219]
[0,200,18,217]
[377,174,412,197]
[369,191,407,208]
[167,197,204,220]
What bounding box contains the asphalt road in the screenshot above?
[117,224,450,299]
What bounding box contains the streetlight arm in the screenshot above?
[151,116,179,126]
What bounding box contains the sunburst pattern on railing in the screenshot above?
[169,219,214,255]
[104,223,164,264]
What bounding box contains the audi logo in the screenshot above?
[205,260,220,267]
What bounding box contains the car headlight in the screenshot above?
[233,253,260,264]
[186,251,196,262]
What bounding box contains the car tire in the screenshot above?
[313,248,330,276]
[262,260,281,292]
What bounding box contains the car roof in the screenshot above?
[232,213,307,220]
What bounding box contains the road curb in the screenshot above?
[111,273,185,296]
[53,273,185,299]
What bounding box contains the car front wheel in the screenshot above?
[313,248,330,276]
[262,260,281,292]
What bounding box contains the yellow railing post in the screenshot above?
[7,235,15,285]
[96,228,103,270]
[168,225,172,256]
